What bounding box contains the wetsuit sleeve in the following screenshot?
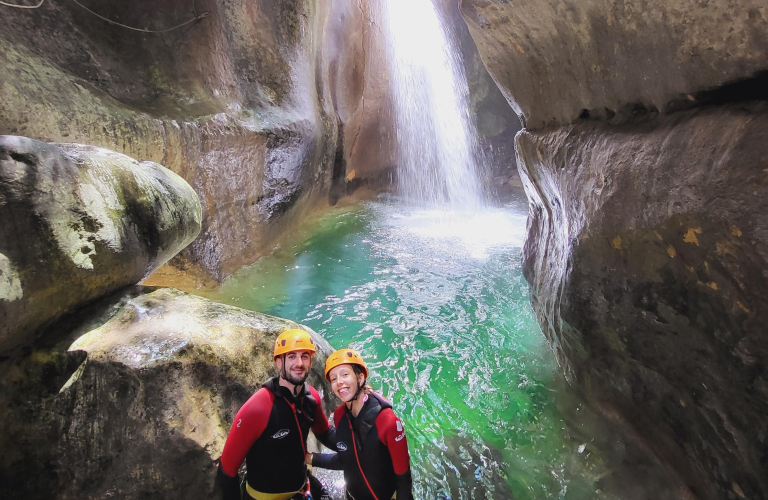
[308,386,336,450]
[311,451,343,470]
[219,389,273,477]
[377,409,413,500]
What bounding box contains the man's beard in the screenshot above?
[284,368,309,386]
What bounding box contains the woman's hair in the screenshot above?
[351,364,367,388]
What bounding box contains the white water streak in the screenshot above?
[378,0,487,209]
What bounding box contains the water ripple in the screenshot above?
[207,199,616,499]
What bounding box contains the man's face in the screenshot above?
[277,350,313,386]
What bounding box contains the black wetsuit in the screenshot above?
[313,392,413,500]
[218,377,336,499]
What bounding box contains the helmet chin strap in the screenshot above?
[351,376,367,403]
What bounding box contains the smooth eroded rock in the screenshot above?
[461,0,768,129]
[0,136,201,354]
[517,102,768,500]
[0,286,336,499]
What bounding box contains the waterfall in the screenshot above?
[379,0,488,210]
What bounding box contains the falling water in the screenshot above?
[379,0,488,209]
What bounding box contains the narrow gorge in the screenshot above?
[1,0,766,499]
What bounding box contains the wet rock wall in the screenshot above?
[517,103,768,499]
[461,0,768,498]
[0,0,365,280]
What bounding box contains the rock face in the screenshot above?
[0,136,201,355]
[461,0,768,499]
[0,286,337,499]
[517,103,768,499]
[462,0,768,129]
[0,0,368,280]
[325,0,399,196]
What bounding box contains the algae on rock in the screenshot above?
[0,136,202,355]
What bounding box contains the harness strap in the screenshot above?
[245,482,303,500]
[348,419,380,500]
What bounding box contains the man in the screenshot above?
[218,329,336,500]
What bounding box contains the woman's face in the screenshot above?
[329,364,363,403]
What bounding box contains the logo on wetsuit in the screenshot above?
[337,442,348,451]
[272,429,290,439]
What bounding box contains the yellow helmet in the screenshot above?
[324,348,368,381]
[274,329,316,359]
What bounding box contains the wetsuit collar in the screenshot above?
[347,391,392,443]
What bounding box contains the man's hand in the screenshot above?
[305,452,313,465]
[216,462,241,500]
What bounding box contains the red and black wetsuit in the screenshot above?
[218,377,336,499]
[312,392,413,500]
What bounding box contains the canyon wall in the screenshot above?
[0,0,521,287]
[0,0,368,281]
[460,1,768,498]
[0,5,359,494]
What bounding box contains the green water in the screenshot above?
[205,197,613,499]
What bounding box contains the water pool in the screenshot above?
[201,197,633,499]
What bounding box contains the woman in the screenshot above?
[308,348,414,500]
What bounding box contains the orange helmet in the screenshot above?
[274,329,316,359]
[324,348,368,381]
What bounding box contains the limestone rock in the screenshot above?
[517,102,768,500]
[0,0,369,281]
[460,0,768,129]
[460,1,768,497]
[0,286,336,499]
[0,136,201,355]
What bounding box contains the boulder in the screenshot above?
[0,136,201,355]
[517,102,768,500]
[0,286,337,499]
